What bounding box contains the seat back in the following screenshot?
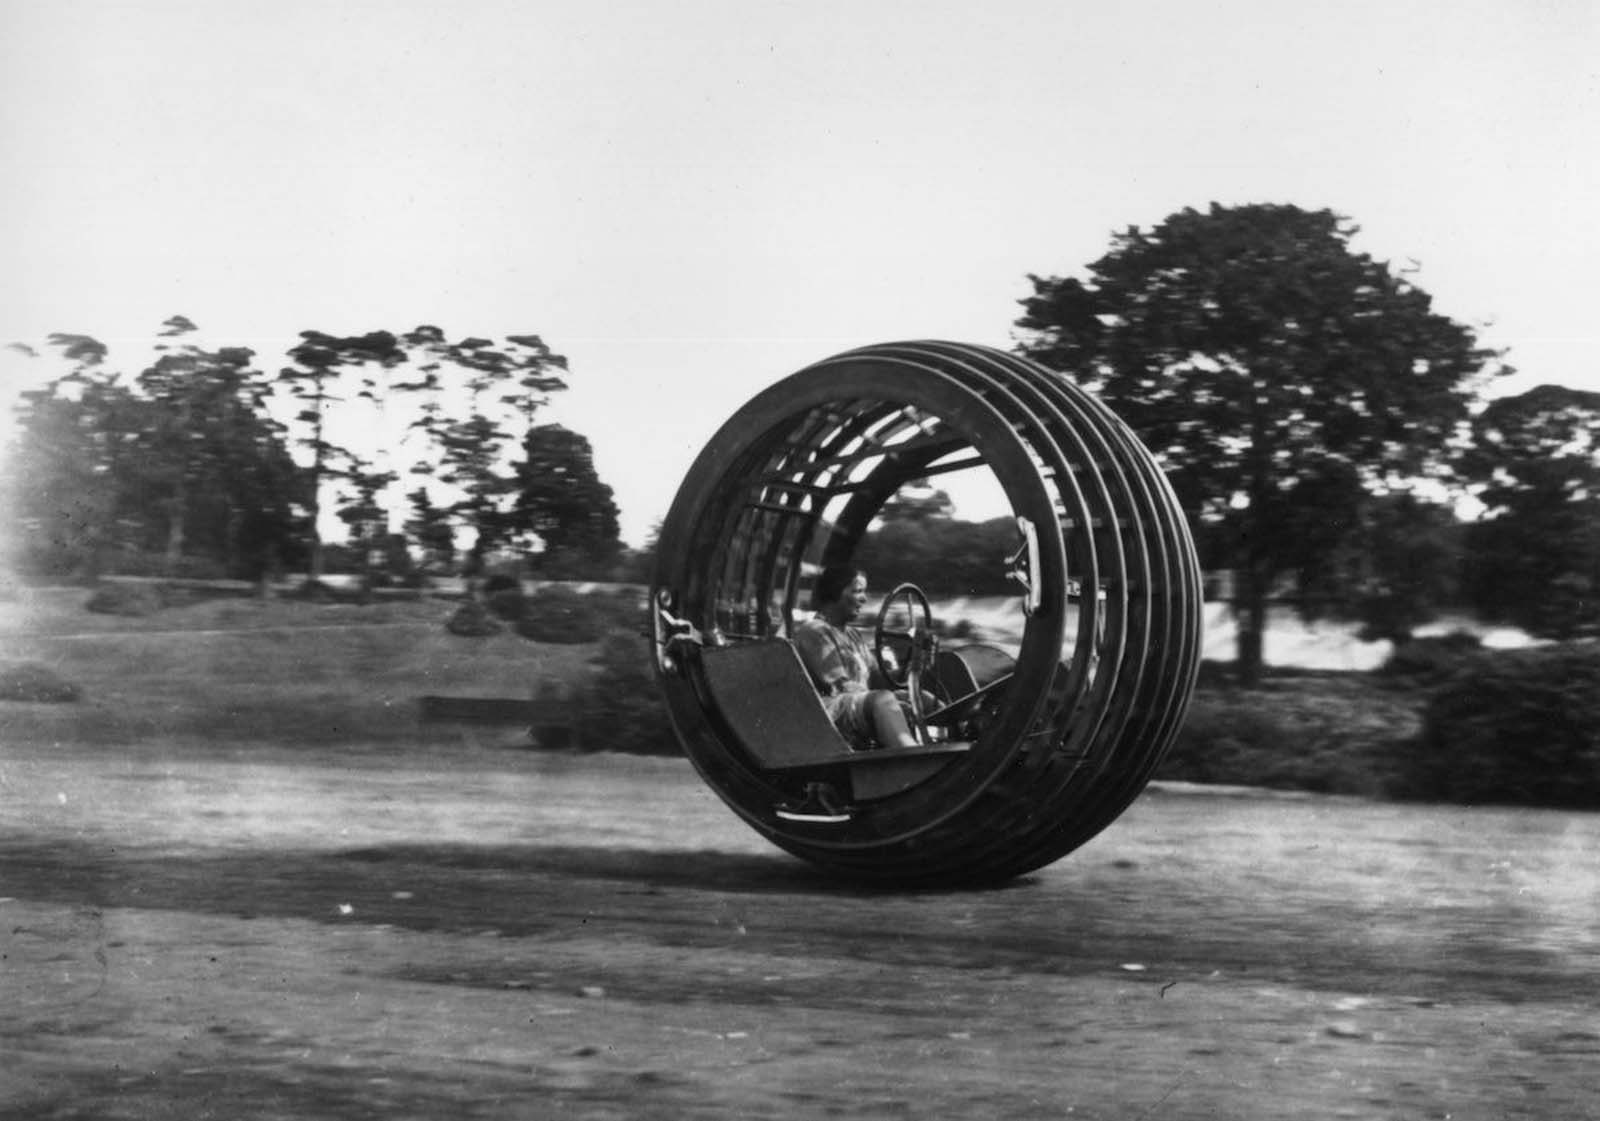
[948,643,1017,688]
[699,640,855,769]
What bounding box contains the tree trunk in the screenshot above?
[308,437,326,585]
[164,490,187,577]
[1235,562,1270,686]
[223,501,242,580]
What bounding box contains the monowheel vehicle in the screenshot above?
[650,340,1203,885]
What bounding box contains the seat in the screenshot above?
[698,640,969,803]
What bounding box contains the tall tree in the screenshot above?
[334,462,398,590]
[1462,384,1600,638]
[403,486,456,573]
[513,423,622,576]
[1016,202,1505,681]
[7,322,305,581]
[135,316,281,574]
[397,328,568,579]
[4,334,128,579]
[275,330,405,583]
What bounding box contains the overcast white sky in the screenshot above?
[3,0,1596,545]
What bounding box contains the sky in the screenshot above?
[3,0,1597,546]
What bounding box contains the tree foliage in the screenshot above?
[1016,203,1506,678]
[3,317,618,586]
[397,327,570,578]
[7,322,307,581]
[1461,385,1600,638]
[275,330,406,581]
[855,515,1021,599]
[6,335,128,579]
[513,423,622,576]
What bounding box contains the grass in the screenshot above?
[1,586,1435,797]
[0,587,606,748]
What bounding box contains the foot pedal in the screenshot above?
[775,782,853,823]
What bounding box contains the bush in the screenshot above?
[933,616,980,642]
[85,583,165,616]
[482,573,523,597]
[1378,630,1483,684]
[445,599,505,637]
[485,587,528,623]
[1391,642,1600,808]
[1158,702,1292,786]
[0,661,80,703]
[1157,677,1418,796]
[102,552,231,581]
[575,631,678,755]
[515,585,605,644]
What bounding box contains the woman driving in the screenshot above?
[793,565,923,751]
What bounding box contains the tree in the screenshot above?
[134,317,284,574]
[855,516,1021,598]
[398,327,569,580]
[403,486,456,574]
[878,479,955,524]
[1308,492,1465,646]
[4,334,128,579]
[513,423,622,577]
[1016,203,1506,681]
[1462,385,1600,638]
[334,462,398,589]
[276,330,405,583]
[7,321,307,581]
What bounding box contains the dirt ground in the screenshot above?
[2,737,1597,1121]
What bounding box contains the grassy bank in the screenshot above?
[1,588,599,749]
[2,586,1430,797]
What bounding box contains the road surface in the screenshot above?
[3,739,1596,1120]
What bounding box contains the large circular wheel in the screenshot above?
[650,340,1203,885]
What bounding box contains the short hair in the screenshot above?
[811,565,863,609]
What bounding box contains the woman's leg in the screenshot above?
[866,689,920,749]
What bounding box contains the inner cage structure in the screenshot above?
[652,341,1203,883]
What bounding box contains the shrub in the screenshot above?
[575,631,678,755]
[485,587,528,623]
[445,599,504,637]
[482,573,522,597]
[1378,630,1483,684]
[1157,677,1418,796]
[285,579,333,602]
[933,616,980,642]
[1158,702,1290,786]
[85,582,165,616]
[1392,642,1600,808]
[103,552,231,581]
[516,585,605,644]
[0,661,80,703]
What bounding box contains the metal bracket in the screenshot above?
[652,589,705,672]
[1005,515,1043,616]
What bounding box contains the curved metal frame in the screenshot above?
[651,341,1203,884]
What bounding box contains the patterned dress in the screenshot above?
[793,615,879,746]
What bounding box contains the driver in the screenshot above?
[794,566,923,751]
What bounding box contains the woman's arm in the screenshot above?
[794,623,854,695]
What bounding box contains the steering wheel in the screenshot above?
[873,582,941,744]
[874,582,934,687]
